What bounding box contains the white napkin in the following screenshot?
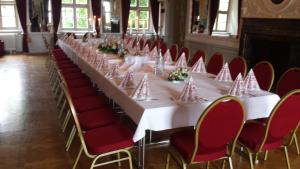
[175,53,187,68]
[119,71,135,88]
[228,73,244,96]
[150,46,158,58]
[190,57,206,73]
[105,64,121,78]
[131,74,150,100]
[97,57,109,70]
[164,49,174,65]
[178,77,203,103]
[215,63,232,82]
[244,69,261,92]
[143,44,150,54]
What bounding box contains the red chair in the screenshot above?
[238,89,300,169]
[159,42,168,55]
[178,47,190,62]
[169,44,178,61]
[253,61,274,91]
[276,68,300,97]
[166,96,245,169]
[144,39,151,49]
[62,85,134,169]
[139,38,145,50]
[189,49,205,67]
[206,52,224,75]
[229,57,247,79]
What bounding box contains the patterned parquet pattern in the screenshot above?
[0,54,299,169]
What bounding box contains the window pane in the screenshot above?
[139,10,148,20]
[219,0,229,12]
[62,7,73,17]
[76,8,87,18]
[48,12,52,23]
[1,5,15,17]
[62,18,74,28]
[139,20,147,29]
[217,13,227,31]
[77,18,88,28]
[62,7,74,28]
[128,10,137,29]
[130,0,137,7]
[76,0,87,4]
[2,17,16,28]
[139,0,148,7]
[62,0,73,4]
[103,1,111,12]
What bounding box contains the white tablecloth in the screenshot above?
[58,40,280,142]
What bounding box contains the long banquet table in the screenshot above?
[58,39,280,168]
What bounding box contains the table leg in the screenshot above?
[138,137,145,169]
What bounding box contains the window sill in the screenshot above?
[0,29,22,34]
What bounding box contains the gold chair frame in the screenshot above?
[165,96,245,169]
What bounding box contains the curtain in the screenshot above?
[237,0,242,38]
[150,0,159,34]
[91,0,101,37]
[121,0,130,38]
[51,0,62,44]
[208,0,220,35]
[15,0,29,52]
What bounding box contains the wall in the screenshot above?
[242,0,300,18]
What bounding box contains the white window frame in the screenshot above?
[128,0,152,33]
[60,0,91,31]
[0,0,18,30]
[213,0,231,33]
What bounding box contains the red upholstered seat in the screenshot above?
[229,57,247,79]
[73,96,107,113]
[166,97,244,168]
[139,38,144,50]
[84,122,134,154]
[253,61,274,91]
[276,68,300,97]
[207,53,224,75]
[63,72,86,80]
[58,63,77,69]
[189,50,205,67]
[65,77,92,88]
[169,44,178,61]
[178,47,189,62]
[160,42,168,55]
[69,86,98,99]
[78,107,117,130]
[60,67,82,74]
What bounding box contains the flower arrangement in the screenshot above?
[117,43,128,58]
[98,42,118,54]
[168,68,189,81]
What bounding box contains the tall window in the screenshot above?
[128,0,150,31]
[213,0,230,32]
[61,0,89,30]
[48,0,52,24]
[0,0,18,29]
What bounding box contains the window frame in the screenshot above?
[60,0,91,31]
[0,0,18,30]
[128,0,152,32]
[213,0,231,33]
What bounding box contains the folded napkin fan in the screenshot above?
[178,77,203,103]
[105,64,121,78]
[119,71,135,88]
[164,49,174,65]
[244,69,261,92]
[131,74,150,100]
[228,73,244,96]
[215,63,232,82]
[175,53,187,68]
[190,57,206,73]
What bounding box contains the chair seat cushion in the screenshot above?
[171,130,227,162]
[58,63,77,69]
[73,96,107,113]
[84,122,134,155]
[66,77,91,88]
[78,107,117,130]
[63,72,86,80]
[69,86,98,99]
[238,123,283,151]
[60,67,82,74]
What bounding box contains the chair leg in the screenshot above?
[293,134,300,155]
[58,100,66,119]
[228,157,233,169]
[254,153,259,164]
[264,151,268,161]
[165,153,170,169]
[66,125,76,151]
[62,110,71,132]
[182,163,187,169]
[248,153,254,169]
[72,146,83,169]
[117,152,121,167]
[222,159,226,169]
[283,146,291,169]
[206,162,210,169]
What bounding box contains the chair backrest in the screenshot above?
[276,67,300,97]
[191,96,245,162]
[159,42,168,55]
[229,57,247,79]
[259,90,300,151]
[189,49,205,67]
[178,47,190,62]
[206,52,224,75]
[144,39,151,49]
[252,61,274,91]
[169,44,178,61]
[139,38,145,50]
[132,38,137,48]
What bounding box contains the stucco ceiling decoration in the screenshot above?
[242,0,300,19]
